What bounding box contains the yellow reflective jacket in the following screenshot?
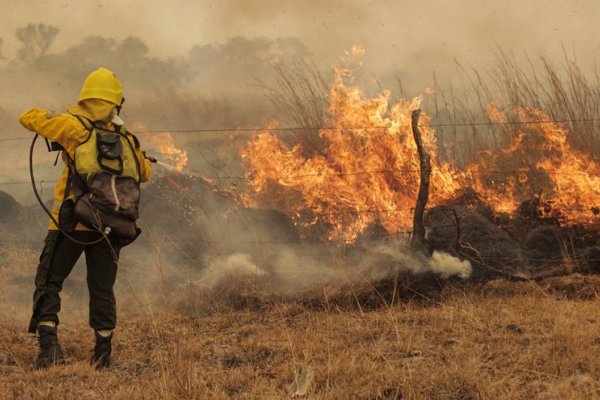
[19,103,152,231]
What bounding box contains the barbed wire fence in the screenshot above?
[0,117,598,264]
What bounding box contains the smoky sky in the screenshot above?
[2,0,600,83]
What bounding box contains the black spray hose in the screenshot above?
[29,134,106,246]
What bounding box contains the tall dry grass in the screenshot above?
[259,58,329,156]
[430,51,600,166]
[255,52,600,172]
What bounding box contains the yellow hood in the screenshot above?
[67,98,115,122]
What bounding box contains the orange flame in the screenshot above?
[241,67,460,242]
[133,123,188,172]
[351,45,365,56]
[468,107,600,224]
[241,66,600,241]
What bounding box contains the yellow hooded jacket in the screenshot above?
[19,99,152,231]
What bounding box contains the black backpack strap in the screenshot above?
[127,130,141,149]
[70,113,95,132]
[57,152,76,232]
[122,128,142,183]
[63,161,73,202]
[65,113,93,193]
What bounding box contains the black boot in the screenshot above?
[35,325,64,369]
[92,331,112,369]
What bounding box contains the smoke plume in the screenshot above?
[193,241,471,293]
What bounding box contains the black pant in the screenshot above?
[29,231,121,333]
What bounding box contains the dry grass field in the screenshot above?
[2,245,600,400]
[2,52,600,399]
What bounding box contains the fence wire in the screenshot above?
[1,118,598,241]
[1,115,599,143]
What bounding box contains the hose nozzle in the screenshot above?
[142,151,158,163]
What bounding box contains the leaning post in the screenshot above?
[410,109,432,251]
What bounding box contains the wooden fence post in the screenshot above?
[410,109,431,251]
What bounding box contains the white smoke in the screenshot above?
[197,253,267,288]
[195,240,472,291]
[269,247,340,290]
[429,251,472,279]
[364,241,472,280]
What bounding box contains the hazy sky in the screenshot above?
[2,0,600,78]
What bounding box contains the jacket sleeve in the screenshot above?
[19,108,83,150]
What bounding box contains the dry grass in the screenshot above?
[2,245,600,399]
[3,51,600,398]
[259,59,328,157]
[410,52,600,168]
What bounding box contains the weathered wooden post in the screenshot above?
[410,109,431,251]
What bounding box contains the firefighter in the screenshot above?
[19,67,152,369]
